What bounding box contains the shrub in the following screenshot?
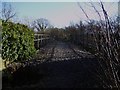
[2,21,36,67]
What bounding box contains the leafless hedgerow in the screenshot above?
[78,1,120,88]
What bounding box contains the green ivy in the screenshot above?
[2,21,36,65]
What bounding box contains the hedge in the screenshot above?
[2,21,36,66]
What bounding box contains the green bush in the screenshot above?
[2,21,36,66]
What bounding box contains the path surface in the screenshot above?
[27,41,99,88]
[40,41,92,62]
[4,41,100,89]
[51,41,81,61]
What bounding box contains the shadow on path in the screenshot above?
[36,57,99,88]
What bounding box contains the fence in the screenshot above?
[34,33,50,49]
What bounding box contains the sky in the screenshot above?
[1,1,119,28]
[1,0,120,2]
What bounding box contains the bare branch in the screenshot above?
[89,2,102,21]
[77,2,91,22]
[2,2,16,22]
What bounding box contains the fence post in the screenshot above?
[38,34,39,48]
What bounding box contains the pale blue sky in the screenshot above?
[1,2,118,27]
[10,2,83,27]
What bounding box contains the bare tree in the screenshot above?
[33,18,50,32]
[2,2,16,22]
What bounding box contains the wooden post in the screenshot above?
[38,34,39,48]
[41,35,42,46]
